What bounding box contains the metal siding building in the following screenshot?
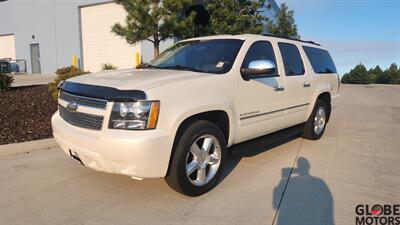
[0,0,279,74]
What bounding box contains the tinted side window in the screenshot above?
[303,46,337,74]
[278,43,304,76]
[242,41,277,69]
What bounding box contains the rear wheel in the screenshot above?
[302,99,328,140]
[165,120,227,196]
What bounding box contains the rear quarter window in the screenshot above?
[303,46,337,74]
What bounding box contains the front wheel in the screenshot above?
[302,99,329,140]
[165,120,227,196]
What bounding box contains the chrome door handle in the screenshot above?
[303,82,311,88]
[274,86,285,92]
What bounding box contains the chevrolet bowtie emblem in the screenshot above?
[66,102,78,112]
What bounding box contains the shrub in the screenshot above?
[0,73,14,91]
[102,63,117,70]
[48,66,89,100]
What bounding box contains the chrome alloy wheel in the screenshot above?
[186,135,221,186]
[314,106,326,135]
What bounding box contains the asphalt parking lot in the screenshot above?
[0,84,399,225]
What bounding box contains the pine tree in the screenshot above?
[375,70,393,84]
[112,0,196,58]
[343,63,400,85]
[205,0,267,35]
[341,64,370,84]
[368,65,383,83]
[387,63,400,84]
[266,3,300,38]
[341,73,350,84]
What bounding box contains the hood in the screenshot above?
[67,68,211,91]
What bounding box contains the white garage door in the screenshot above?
[80,3,139,72]
[0,34,16,59]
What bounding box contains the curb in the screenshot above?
[0,138,58,157]
[12,83,51,87]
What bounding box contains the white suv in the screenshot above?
[52,34,339,196]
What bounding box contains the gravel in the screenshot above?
[0,85,57,145]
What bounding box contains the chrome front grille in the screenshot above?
[59,105,104,130]
[59,91,107,109]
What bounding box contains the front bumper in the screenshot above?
[52,112,173,178]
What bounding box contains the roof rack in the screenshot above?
[262,34,321,46]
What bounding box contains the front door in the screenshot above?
[30,44,41,74]
[234,41,286,143]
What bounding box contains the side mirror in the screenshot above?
[241,60,278,80]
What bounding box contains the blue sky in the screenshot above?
[276,0,400,74]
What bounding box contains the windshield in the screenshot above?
[148,39,244,74]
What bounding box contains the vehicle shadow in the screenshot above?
[221,124,335,225]
[222,123,304,180]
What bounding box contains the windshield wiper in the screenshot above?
[141,64,207,73]
[139,64,162,69]
[160,65,206,73]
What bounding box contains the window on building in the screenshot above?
[278,43,304,76]
[303,46,337,74]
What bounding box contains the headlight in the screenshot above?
[109,101,160,130]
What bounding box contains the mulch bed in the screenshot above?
[0,85,58,145]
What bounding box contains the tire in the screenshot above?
[165,120,227,196]
[302,99,329,140]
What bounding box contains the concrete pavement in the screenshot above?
[12,74,56,87]
[0,138,57,157]
[0,84,399,225]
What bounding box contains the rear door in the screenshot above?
[278,42,311,127]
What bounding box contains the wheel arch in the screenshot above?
[166,108,233,176]
[311,91,332,122]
